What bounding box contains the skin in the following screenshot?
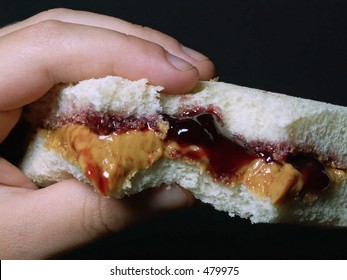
[0,8,215,259]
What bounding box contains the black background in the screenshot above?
[1,0,347,259]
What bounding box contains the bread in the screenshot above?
[20,76,347,226]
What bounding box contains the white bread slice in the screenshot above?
[20,76,347,225]
[24,76,163,128]
[162,82,346,168]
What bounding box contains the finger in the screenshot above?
[0,180,194,259]
[0,20,200,112]
[0,8,215,80]
[0,157,37,189]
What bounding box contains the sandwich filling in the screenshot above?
[42,109,346,203]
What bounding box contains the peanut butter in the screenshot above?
[164,141,209,172]
[239,159,303,203]
[43,121,345,203]
[164,142,304,203]
[327,167,346,183]
[44,125,165,196]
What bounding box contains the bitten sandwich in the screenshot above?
[21,76,347,225]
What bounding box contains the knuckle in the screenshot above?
[33,8,72,22]
[26,19,65,36]
[82,194,122,239]
[82,195,109,238]
[24,20,67,47]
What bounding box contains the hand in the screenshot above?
[0,8,215,259]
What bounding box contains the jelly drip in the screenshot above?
[164,113,258,183]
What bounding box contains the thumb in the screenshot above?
[0,180,194,259]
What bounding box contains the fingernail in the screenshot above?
[152,184,192,211]
[166,52,194,71]
[181,45,209,61]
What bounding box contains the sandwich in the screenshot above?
[20,76,347,226]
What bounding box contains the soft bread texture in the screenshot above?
[162,82,346,168]
[20,76,347,225]
[24,76,163,128]
[21,131,85,186]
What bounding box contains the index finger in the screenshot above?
[0,20,200,111]
[0,8,215,81]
